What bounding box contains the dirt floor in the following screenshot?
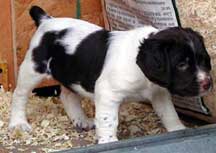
[0,90,201,152]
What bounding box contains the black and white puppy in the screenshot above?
[9,6,212,143]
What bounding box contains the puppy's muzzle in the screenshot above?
[199,75,213,95]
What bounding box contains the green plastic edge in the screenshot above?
[76,0,81,19]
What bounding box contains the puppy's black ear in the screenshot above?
[136,39,171,88]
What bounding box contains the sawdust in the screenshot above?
[0,90,167,152]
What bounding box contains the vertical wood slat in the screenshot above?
[0,1,15,90]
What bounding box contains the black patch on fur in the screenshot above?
[137,27,211,97]
[32,29,68,73]
[32,29,110,93]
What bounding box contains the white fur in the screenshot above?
[197,69,212,96]
[197,69,209,81]
[9,60,45,131]
[9,17,186,143]
[60,87,94,129]
[70,84,94,100]
[94,27,186,142]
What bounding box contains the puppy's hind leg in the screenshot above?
[60,86,95,131]
[9,60,45,132]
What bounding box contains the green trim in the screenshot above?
[171,0,182,27]
[76,0,81,19]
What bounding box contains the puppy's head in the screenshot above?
[137,27,212,97]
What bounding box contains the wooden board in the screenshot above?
[0,0,15,90]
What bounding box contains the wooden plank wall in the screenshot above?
[0,0,15,90]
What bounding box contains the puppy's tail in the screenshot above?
[29,6,51,27]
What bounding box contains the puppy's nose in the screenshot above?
[200,77,212,90]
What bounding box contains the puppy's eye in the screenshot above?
[177,58,190,71]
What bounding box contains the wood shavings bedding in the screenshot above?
[0,90,198,152]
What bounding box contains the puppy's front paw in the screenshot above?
[9,120,32,132]
[74,118,95,132]
[97,136,118,144]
